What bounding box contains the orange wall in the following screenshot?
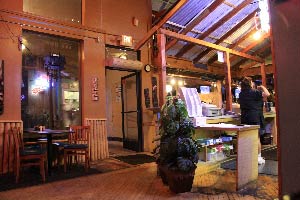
[101,0,151,40]
[0,22,22,120]
[81,37,106,120]
[0,0,22,10]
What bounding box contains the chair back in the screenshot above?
[69,125,90,145]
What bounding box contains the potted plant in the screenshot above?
[154,95,198,193]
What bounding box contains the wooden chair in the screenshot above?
[63,125,90,172]
[10,127,47,183]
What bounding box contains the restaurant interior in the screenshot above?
[0,0,299,199]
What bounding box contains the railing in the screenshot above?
[85,118,109,161]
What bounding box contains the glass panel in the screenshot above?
[22,30,81,129]
[23,0,82,24]
[123,75,138,140]
[124,112,138,140]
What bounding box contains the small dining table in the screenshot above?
[23,128,74,175]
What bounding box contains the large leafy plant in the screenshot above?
[155,95,198,172]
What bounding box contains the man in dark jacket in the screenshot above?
[239,77,270,165]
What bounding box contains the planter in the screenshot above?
[157,164,168,185]
[166,167,196,193]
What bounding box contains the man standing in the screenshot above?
[239,77,270,165]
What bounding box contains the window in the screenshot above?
[22,30,81,129]
[23,0,82,24]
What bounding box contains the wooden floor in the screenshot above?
[0,142,278,200]
[0,162,278,200]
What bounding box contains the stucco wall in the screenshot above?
[0,22,22,120]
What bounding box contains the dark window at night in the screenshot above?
[22,30,81,129]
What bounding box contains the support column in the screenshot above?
[260,63,267,87]
[154,33,167,107]
[224,51,232,111]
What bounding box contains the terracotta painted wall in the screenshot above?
[0,0,22,10]
[0,0,22,120]
[81,37,106,120]
[270,0,300,197]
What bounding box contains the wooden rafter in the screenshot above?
[134,0,188,51]
[192,9,257,63]
[175,0,253,57]
[160,28,264,63]
[165,0,225,50]
[207,28,257,64]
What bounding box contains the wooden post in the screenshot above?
[154,33,167,107]
[260,63,267,87]
[224,51,232,111]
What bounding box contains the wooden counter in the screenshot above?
[205,115,240,124]
[195,124,259,191]
[204,112,277,145]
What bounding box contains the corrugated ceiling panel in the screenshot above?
[226,19,255,44]
[169,0,214,26]
[199,50,218,63]
[226,0,248,5]
[193,3,233,33]
[167,42,186,56]
[183,45,207,61]
[210,3,258,39]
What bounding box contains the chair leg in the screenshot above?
[85,151,89,172]
[64,151,67,173]
[40,158,46,182]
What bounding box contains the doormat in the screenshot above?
[220,159,278,176]
[114,154,156,165]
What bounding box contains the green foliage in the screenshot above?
[156,95,198,172]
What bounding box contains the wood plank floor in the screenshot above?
[0,162,278,200]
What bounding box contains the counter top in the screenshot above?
[196,123,260,131]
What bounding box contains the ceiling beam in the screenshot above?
[165,0,225,50]
[192,9,257,63]
[160,28,264,63]
[175,0,253,57]
[207,28,257,64]
[134,0,188,51]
